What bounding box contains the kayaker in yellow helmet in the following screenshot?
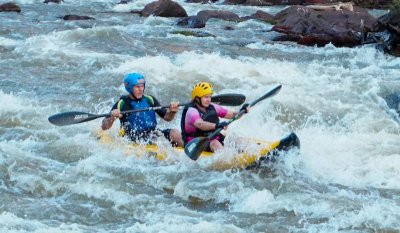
[102,72,184,147]
[180,82,250,152]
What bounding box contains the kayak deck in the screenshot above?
[97,131,300,170]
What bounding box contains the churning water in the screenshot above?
[1,1,399,232]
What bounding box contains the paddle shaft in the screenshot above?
[48,93,246,126]
[119,104,184,116]
[119,93,246,116]
[207,85,282,139]
[49,104,187,126]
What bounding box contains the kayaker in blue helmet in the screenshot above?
[101,72,184,147]
[181,82,250,152]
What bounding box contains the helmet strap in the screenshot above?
[194,97,206,108]
[130,84,145,100]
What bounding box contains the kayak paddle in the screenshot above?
[184,85,282,160]
[48,93,246,126]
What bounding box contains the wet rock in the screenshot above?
[223,0,247,4]
[185,0,218,3]
[0,2,21,13]
[130,9,142,14]
[197,10,240,22]
[303,0,341,4]
[383,93,400,116]
[141,0,187,17]
[372,10,400,56]
[176,10,240,28]
[175,16,206,28]
[44,0,63,3]
[374,10,400,31]
[271,5,376,47]
[243,0,275,6]
[117,0,132,3]
[170,30,215,37]
[62,15,95,20]
[241,10,275,24]
[223,0,393,8]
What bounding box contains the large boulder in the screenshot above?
[0,2,21,13]
[141,0,187,17]
[372,10,400,56]
[62,15,95,20]
[271,5,376,46]
[175,16,206,28]
[223,0,353,6]
[241,10,275,23]
[176,10,240,28]
[197,10,240,22]
[222,0,395,9]
[374,10,400,31]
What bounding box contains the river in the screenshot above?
[1,0,400,232]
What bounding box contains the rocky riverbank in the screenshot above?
[1,0,399,56]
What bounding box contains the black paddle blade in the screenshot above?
[184,137,209,160]
[211,93,246,106]
[48,111,103,126]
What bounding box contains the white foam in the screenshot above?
[112,0,155,12]
[13,26,131,61]
[0,37,20,47]
[126,220,245,233]
[0,211,84,232]
[12,0,37,4]
[0,90,29,114]
[230,189,277,214]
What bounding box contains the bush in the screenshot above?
[390,0,400,10]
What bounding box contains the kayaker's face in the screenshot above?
[200,95,212,107]
[132,84,144,99]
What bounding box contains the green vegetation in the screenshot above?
[390,0,400,10]
[353,0,397,9]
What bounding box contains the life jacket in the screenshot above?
[180,102,220,144]
[117,95,157,139]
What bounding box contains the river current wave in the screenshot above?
[1,1,400,232]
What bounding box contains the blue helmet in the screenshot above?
[124,72,145,94]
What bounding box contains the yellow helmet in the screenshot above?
[191,82,213,100]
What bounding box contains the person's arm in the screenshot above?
[223,110,236,119]
[101,109,121,130]
[101,102,122,130]
[186,107,227,131]
[193,118,218,131]
[185,107,213,131]
[102,117,115,130]
[163,101,179,121]
[214,103,250,119]
[152,96,178,122]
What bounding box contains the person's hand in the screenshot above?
[169,101,179,113]
[240,103,250,113]
[215,121,228,130]
[111,109,122,118]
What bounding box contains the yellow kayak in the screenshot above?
[97,130,300,170]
